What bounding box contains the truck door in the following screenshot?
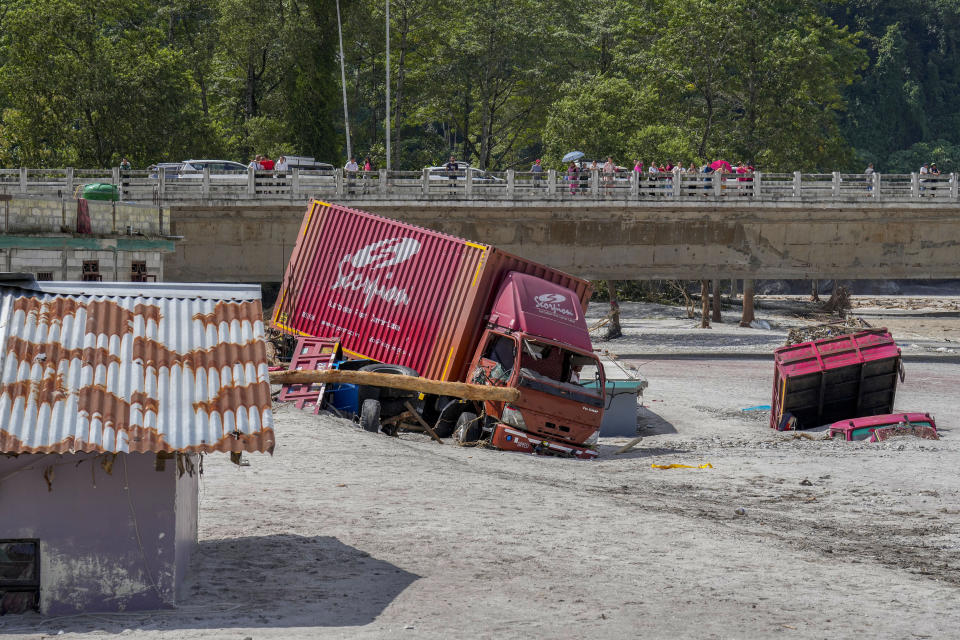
[471,331,518,386]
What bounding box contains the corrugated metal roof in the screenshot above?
[0,282,274,455]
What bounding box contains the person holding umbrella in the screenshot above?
[567,161,579,195]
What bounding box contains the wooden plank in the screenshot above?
[404,401,444,444]
[614,437,643,454]
[270,369,520,402]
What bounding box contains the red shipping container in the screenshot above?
[272,201,592,381]
[770,329,903,430]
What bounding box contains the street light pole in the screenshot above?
[336,0,352,162]
[385,0,391,170]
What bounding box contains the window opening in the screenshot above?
[130,261,148,282]
[0,539,40,614]
[82,260,102,282]
[35,272,53,281]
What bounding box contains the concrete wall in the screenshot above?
[166,205,304,282]
[0,452,198,615]
[164,201,960,283]
[4,196,166,236]
[0,248,164,281]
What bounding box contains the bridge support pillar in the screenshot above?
[700,280,710,329]
[547,170,556,197]
[739,279,755,327]
[711,279,722,322]
[793,171,801,197]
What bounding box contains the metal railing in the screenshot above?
[1,167,958,204]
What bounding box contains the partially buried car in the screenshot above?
[829,412,938,442]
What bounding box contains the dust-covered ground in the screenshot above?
[2,296,959,639]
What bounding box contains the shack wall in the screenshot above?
[173,454,199,599]
[0,452,195,615]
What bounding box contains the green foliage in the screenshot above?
[0,0,950,172]
[885,139,960,173]
[542,76,655,168]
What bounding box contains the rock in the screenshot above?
[734,507,747,516]
[799,478,813,486]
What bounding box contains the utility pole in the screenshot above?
[336,0,352,161]
[385,0,391,170]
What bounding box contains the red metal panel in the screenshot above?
[272,201,594,383]
[770,329,902,430]
[278,337,342,411]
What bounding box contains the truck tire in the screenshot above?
[359,363,419,400]
[433,399,463,438]
[360,399,381,433]
[455,411,481,444]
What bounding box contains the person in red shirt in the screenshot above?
[260,155,275,171]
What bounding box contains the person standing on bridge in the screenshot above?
[444,155,459,192]
[603,157,616,193]
[531,158,543,187]
[567,161,579,195]
[345,157,359,194]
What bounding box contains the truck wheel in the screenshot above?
[455,411,481,444]
[433,399,463,438]
[360,399,381,433]
[360,363,419,399]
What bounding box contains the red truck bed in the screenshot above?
[770,329,903,430]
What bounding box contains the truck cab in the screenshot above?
[464,272,605,458]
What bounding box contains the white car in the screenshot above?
[426,162,504,183]
[179,160,248,180]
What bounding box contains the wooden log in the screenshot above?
[614,437,644,454]
[270,369,520,402]
[404,401,444,444]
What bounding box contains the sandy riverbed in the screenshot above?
[2,296,958,639]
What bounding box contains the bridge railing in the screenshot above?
[2,167,959,203]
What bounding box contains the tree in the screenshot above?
[542,76,655,166]
[624,0,866,170]
[0,0,205,167]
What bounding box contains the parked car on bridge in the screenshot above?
[426,162,504,183]
[281,156,334,172]
[179,160,248,179]
[148,163,183,180]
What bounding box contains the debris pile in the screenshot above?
[786,316,871,345]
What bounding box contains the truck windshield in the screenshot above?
[516,339,603,407]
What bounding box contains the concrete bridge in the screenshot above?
[164,198,960,285]
[4,167,959,284]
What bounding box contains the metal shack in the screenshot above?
[0,277,275,615]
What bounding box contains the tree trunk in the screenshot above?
[810,280,820,302]
[729,279,737,299]
[605,280,622,340]
[740,278,755,327]
[700,280,711,328]
[712,278,722,322]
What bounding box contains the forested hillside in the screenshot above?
[0,0,955,172]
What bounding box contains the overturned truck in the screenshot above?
[272,201,606,458]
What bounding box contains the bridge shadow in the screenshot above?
[0,534,419,633]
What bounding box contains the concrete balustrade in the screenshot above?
[2,168,960,205]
